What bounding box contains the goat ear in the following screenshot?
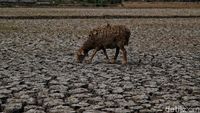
[78,48,84,55]
[79,48,85,55]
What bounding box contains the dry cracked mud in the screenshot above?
[0,18,200,113]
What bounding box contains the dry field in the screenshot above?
[0,8,200,17]
[0,8,200,113]
[122,2,200,9]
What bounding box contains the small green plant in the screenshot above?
[77,0,110,6]
[50,0,64,5]
[96,0,109,6]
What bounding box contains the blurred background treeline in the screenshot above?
[0,0,199,6]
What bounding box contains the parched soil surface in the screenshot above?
[0,16,200,112]
[0,8,200,17]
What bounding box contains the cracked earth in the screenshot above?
[0,17,200,113]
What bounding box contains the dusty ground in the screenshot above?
[0,8,200,17]
[0,9,200,113]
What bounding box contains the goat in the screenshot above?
[76,24,130,64]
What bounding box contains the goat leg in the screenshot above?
[120,46,127,65]
[102,48,110,63]
[111,47,119,64]
[86,48,98,64]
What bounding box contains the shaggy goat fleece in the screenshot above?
[76,24,131,64]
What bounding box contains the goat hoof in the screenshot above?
[104,59,111,64]
[122,61,127,65]
[110,59,116,64]
[85,60,92,64]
